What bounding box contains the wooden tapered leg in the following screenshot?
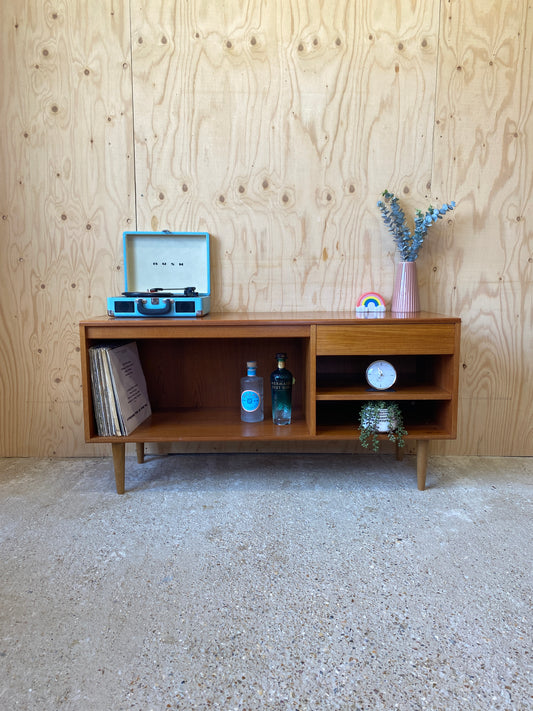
[416,440,429,490]
[395,442,404,461]
[136,442,145,464]
[111,442,126,494]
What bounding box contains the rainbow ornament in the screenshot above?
[355,292,387,313]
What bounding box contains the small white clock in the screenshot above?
[365,359,397,390]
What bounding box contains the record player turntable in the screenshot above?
[107,231,211,318]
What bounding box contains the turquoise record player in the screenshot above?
[107,231,211,318]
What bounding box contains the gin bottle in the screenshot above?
[271,352,292,425]
[240,361,264,422]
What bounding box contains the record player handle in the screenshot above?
[137,298,172,316]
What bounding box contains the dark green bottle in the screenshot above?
[271,353,292,425]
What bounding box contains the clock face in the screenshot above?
[366,360,397,390]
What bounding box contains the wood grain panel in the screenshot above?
[131,0,439,312]
[0,0,531,457]
[316,324,457,355]
[0,0,134,455]
[429,0,533,455]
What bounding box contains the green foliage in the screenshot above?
[358,401,407,452]
[377,190,456,262]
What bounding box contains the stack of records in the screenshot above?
[89,342,151,436]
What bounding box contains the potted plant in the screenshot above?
[377,190,456,312]
[358,401,407,453]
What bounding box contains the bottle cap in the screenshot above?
[247,361,257,368]
[276,353,287,359]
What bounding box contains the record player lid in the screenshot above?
[123,231,210,295]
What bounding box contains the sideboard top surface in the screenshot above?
[80,311,460,329]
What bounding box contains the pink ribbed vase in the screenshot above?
[391,261,420,313]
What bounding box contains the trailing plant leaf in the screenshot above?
[358,401,407,452]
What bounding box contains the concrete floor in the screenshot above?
[0,454,532,710]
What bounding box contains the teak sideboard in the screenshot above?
[79,312,460,493]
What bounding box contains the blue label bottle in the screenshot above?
[240,361,264,422]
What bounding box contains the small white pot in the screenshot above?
[362,408,397,433]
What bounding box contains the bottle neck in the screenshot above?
[247,367,256,377]
[277,359,285,370]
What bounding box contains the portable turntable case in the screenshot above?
[107,231,210,318]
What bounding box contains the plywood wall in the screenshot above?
[0,0,531,457]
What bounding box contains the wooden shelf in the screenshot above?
[86,408,311,443]
[79,311,460,492]
[316,384,452,401]
[316,423,451,440]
